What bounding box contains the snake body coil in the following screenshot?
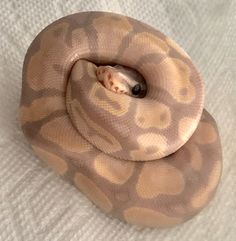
[20,12,222,228]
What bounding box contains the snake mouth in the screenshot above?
[96,64,147,98]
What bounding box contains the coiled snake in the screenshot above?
[19,12,222,228]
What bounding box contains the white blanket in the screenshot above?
[0,0,235,240]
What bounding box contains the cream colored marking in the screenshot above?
[32,145,68,175]
[40,116,92,153]
[134,32,169,54]
[71,27,89,50]
[140,58,196,103]
[93,16,133,60]
[74,173,112,212]
[26,22,71,91]
[122,32,169,67]
[93,15,133,33]
[68,98,122,153]
[186,144,202,171]
[130,133,167,160]
[136,161,185,198]
[191,160,221,209]
[123,32,169,63]
[94,154,134,184]
[20,96,65,125]
[195,122,217,144]
[135,100,171,129]
[86,62,97,78]
[178,117,197,142]
[166,37,190,58]
[123,207,182,228]
[70,59,85,81]
[89,82,131,116]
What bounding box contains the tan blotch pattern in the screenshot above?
[194,122,217,144]
[68,98,122,153]
[154,57,195,103]
[178,117,197,142]
[134,32,169,54]
[40,115,92,153]
[94,154,135,184]
[74,173,112,212]
[32,145,68,175]
[19,96,65,124]
[86,62,97,78]
[122,32,169,65]
[89,83,131,116]
[191,159,222,209]
[136,161,185,198]
[186,144,203,171]
[130,133,167,160]
[123,207,182,228]
[93,16,133,61]
[71,27,90,51]
[70,59,85,81]
[166,37,190,58]
[26,22,71,91]
[135,100,171,129]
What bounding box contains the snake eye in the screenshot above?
[132,84,141,96]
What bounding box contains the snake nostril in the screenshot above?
[132,84,141,96]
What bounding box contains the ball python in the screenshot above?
[19,11,223,228]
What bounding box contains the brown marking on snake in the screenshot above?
[20,12,222,228]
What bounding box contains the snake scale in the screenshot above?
[19,12,222,228]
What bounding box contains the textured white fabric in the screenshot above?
[0,0,235,240]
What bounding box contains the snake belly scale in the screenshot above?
[19,11,222,228]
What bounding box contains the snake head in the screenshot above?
[96,65,147,98]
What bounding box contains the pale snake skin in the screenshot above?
[19,12,222,228]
